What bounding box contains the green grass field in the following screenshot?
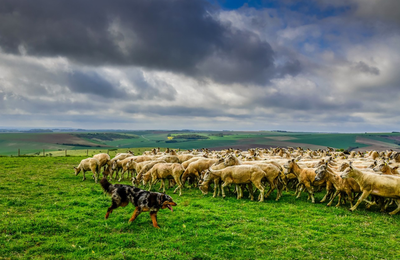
[1,157,400,259]
[1,131,400,156]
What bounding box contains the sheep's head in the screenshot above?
[73,166,81,175]
[373,162,387,173]
[283,159,294,175]
[314,163,327,182]
[340,166,353,179]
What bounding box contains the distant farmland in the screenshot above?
[0,130,399,156]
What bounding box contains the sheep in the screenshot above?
[314,163,361,207]
[133,160,167,186]
[200,165,266,202]
[181,158,220,187]
[93,153,110,171]
[283,159,323,203]
[341,166,400,215]
[143,163,184,196]
[74,158,101,183]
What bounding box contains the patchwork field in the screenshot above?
[1,157,400,259]
[1,131,400,156]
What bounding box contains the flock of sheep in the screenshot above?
[73,147,400,215]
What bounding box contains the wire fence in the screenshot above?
[2,148,153,157]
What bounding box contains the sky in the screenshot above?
[0,0,399,132]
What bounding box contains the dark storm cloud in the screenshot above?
[67,71,128,98]
[0,0,278,84]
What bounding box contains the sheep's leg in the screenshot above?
[296,184,304,199]
[320,189,331,203]
[335,193,342,207]
[236,185,241,199]
[173,175,183,196]
[294,183,300,196]
[389,199,400,215]
[92,168,98,183]
[264,178,276,199]
[327,190,340,207]
[217,181,221,197]
[350,190,372,212]
[221,179,233,198]
[253,180,265,202]
[148,178,155,191]
[276,181,283,201]
[212,179,218,198]
[159,179,165,191]
[119,169,126,182]
[304,183,315,203]
[163,179,167,193]
[248,183,254,201]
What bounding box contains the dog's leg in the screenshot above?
[129,207,142,223]
[150,211,160,228]
[82,170,86,181]
[105,201,119,219]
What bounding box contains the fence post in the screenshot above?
[43,149,45,157]
[107,149,109,155]
[87,149,88,156]
[65,149,67,156]
[18,149,20,157]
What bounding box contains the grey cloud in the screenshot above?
[254,91,362,112]
[352,0,400,25]
[0,90,97,113]
[0,0,279,85]
[353,61,379,75]
[124,105,250,119]
[67,71,127,98]
[276,59,302,78]
[124,70,177,101]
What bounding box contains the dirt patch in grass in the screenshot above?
[209,141,327,151]
[208,144,277,150]
[17,133,109,147]
[354,137,400,152]
[265,136,297,141]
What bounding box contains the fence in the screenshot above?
[4,148,145,157]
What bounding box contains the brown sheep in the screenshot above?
[341,166,400,215]
[182,158,219,187]
[74,158,101,183]
[283,159,322,203]
[133,160,167,186]
[143,163,184,196]
[314,163,361,207]
[200,165,266,201]
[93,153,111,171]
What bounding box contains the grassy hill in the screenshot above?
[0,131,399,156]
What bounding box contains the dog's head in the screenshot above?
[160,194,177,212]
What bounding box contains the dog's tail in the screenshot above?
[100,177,116,195]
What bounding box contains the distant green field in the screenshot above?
[0,131,399,156]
